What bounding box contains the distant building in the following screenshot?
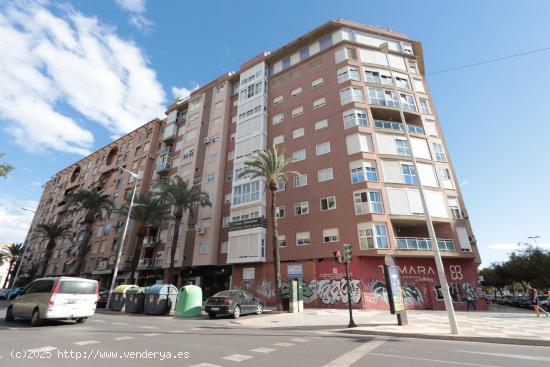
[22,19,482,310]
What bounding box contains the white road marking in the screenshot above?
[74,340,100,346]
[273,342,295,347]
[28,346,57,353]
[189,363,221,367]
[290,338,310,343]
[459,351,550,363]
[90,319,106,323]
[190,327,202,331]
[251,347,276,353]
[139,325,158,329]
[170,330,186,333]
[142,333,161,337]
[222,354,252,362]
[322,339,386,367]
[370,353,497,367]
[113,322,128,326]
[114,336,134,341]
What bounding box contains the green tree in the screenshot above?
[2,243,25,288]
[0,152,14,179]
[35,223,72,276]
[118,193,168,284]
[240,146,299,310]
[157,176,210,285]
[66,189,115,276]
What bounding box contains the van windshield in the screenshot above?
[58,281,97,294]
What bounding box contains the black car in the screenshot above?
[204,290,263,319]
[96,289,110,308]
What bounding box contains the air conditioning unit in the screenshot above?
[148,153,156,160]
[203,137,211,144]
[197,227,206,235]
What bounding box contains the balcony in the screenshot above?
[396,237,455,251]
[374,120,424,135]
[227,229,266,264]
[138,258,153,268]
[156,156,172,172]
[142,236,158,248]
[163,123,178,143]
[159,145,173,156]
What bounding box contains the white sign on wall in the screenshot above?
[287,265,303,279]
[243,267,255,280]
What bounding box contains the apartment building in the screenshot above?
[21,19,481,310]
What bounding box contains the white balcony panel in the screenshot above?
[375,133,397,155]
[417,163,438,188]
[227,229,266,264]
[381,160,403,184]
[346,133,373,155]
[237,116,263,140]
[163,123,178,140]
[386,188,447,217]
[456,226,472,251]
[410,137,431,160]
[234,134,265,160]
[425,190,448,218]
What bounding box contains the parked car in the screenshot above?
[510,296,529,307]
[96,289,109,308]
[204,290,263,319]
[5,277,98,326]
[538,295,548,311]
[7,287,24,300]
[0,288,9,299]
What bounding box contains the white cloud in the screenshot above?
[0,1,165,155]
[0,196,38,244]
[461,180,470,186]
[172,84,199,100]
[114,0,152,34]
[488,242,550,250]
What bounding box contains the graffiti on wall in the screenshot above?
[255,280,276,298]
[366,279,424,307]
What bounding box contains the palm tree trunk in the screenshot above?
[168,214,182,285]
[41,241,54,277]
[128,227,146,284]
[2,260,14,288]
[270,188,282,311]
[75,223,93,276]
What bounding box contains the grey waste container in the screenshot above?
[143,284,178,315]
[125,287,146,314]
[111,285,138,312]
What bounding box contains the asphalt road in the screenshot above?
[0,300,549,367]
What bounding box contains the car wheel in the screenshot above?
[208,312,216,319]
[31,309,42,327]
[5,306,14,322]
[232,305,241,319]
[76,318,87,324]
[256,303,263,315]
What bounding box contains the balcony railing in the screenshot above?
[138,258,153,268]
[156,156,172,172]
[396,237,455,251]
[374,120,424,135]
[163,123,177,142]
[142,236,158,247]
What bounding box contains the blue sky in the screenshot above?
[1,0,548,266]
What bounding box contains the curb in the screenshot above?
[339,329,550,347]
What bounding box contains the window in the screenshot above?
[364,68,392,85]
[315,119,328,131]
[448,198,462,219]
[224,193,232,203]
[337,66,360,83]
[221,242,229,254]
[399,93,417,112]
[419,98,431,114]
[408,60,419,74]
[239,81,264,102]
[277,235,286,247]
[309,59,321,70]
[182,147,194,159]
[368,87,398,107]
[273,95,284,105]
[440,168,454,189]
[199,243,209,254]
[343,109,368,129]
[273,113,284,125]
[292,128,304,139]
[311,78,324,88]
[294,202,309,215]
[185,129,197,142]
[320,196,336,211]
[232,180,261,205]
[316,142,331,156]
[115,179,122,189]
[103,223,112,236]
[334,47,357,63]
[289,70,301,80]
[276,180,286,192]
[294,174,308,188]
[432,143,447,162]
[276,207,285,218]
[318,168,334,182]
[354,191,383,214]
[207,153,217,163]
[273,135,284,146]
[359,223,389,249]
[292,149,306,161]
[206,173,215,183]
[340,87,365,105]
[395,76,410,89]
[350,160,378,183]
[227,151,234,161]
[323,228,339,243]
[313,97,326,109]
[296,232,311,245]
[401,163,418,185]
[395,138,412,156]
[134,147,141,157]
[190,97,201,110]
[223,217,230,228]
[291,87,303,97]
[291,106,304,117]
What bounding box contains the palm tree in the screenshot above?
[240,146,299,310]
[36,223,72,276]
[157,176,210,285]
[2,243,25,288]
[66,189,115,276]
[118,192,168,284]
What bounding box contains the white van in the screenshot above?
[5,277,98,326]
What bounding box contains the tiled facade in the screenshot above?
[21,20,482,310]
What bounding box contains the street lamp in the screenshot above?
[527,236,540,248]
[378,43,459,334]
[106,166,139,309]
[9,208,37,293]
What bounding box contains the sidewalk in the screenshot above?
[234,306,550,346]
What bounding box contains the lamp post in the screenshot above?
[527,236,540,248]
[378,43,459,334]
[106,166,138,309]
[9,208,36,293]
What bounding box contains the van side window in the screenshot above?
[34,280,55,293]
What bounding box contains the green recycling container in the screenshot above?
[174,285,203,317]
